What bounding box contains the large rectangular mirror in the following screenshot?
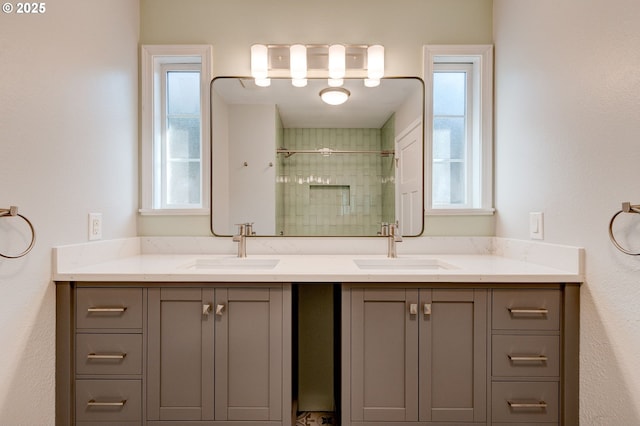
[211,77,424,237]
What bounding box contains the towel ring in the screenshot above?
[0,206,36,259]
[608,202,640,256]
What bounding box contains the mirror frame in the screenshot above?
[210,76,425,238]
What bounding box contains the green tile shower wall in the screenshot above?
[277,126,395,236]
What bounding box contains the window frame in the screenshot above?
[140,45,212,215]
[424,45,494,215]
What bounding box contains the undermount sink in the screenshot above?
[183,257,280,270]
[353,258,456,270]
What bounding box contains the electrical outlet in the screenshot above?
[529,212,544,240]
[89,213,102,241]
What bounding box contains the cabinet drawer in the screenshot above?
[493,289,560,330]
[492,335,560,377]
[75,379,141,422]
[76,334,142,375]
[492,381,558,423]
[77,288,142,329]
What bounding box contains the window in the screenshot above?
[141,45,212,214]
[424,45,494,214]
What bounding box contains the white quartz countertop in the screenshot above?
[53,237,584,283]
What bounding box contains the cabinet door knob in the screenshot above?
[216,304,225,316]
[203,304,212,316]
[409,303,418,315]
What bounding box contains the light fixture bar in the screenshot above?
[250,44,385,86]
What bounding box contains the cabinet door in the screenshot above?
[349,288,419,422]
[147,288,215,421]
[214,287,283,421]
[419,289,487,422]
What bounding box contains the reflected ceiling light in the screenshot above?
[290,44,307,87]
[319,87,350,105]
[367,44,384,87]
[254,77,271,87]
[364,78,380,88]
[250,44,269,85]
[292,78,308,88]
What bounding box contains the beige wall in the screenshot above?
[138,0,495,236]
[0,0,139,423]
[494,0,640,423]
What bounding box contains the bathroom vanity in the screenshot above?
[54,239,582,426]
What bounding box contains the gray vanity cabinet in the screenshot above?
[147,288,215,421]
[56,282,291,426]
[214,287,285,422]
[343,286,487,425]
[147,286,288,424]
[418,289,487,423]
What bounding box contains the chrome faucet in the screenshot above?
[232,223,254,258]
[383,221,403,258]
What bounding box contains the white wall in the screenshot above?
[0,1,139,423]
[494,0,640,423]
[228,104,277,235]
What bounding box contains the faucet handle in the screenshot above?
[234,222,255,235]
[390,222,403,241]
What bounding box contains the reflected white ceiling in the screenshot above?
[213,77,421,128]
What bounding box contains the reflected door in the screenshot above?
[396,120,423,235]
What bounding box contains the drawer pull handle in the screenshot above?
[409,303,418,315]
[423,303,432,315]
[87,307,127,313]
[87,353,127,360]
[87,399,127,407]
[203,304,212,316]
[508,308,548,315]
[508,354,548,362]
[216,304,225,316]
[507,400,548,409]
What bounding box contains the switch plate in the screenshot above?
[89,213,102,241]
[529,212,544,240]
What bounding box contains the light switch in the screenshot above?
[529,212,544,240]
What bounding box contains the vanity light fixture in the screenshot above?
[319,87,350,106]
[328,44,346,87]
[290,44,307,87]
[249,43,385,88]
[366,44,385,86]
[250,44,269,86]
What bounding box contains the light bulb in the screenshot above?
[290,44,307,82]
[250,44,268,80]
[367,44,384,80]
[329,44,346,80]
